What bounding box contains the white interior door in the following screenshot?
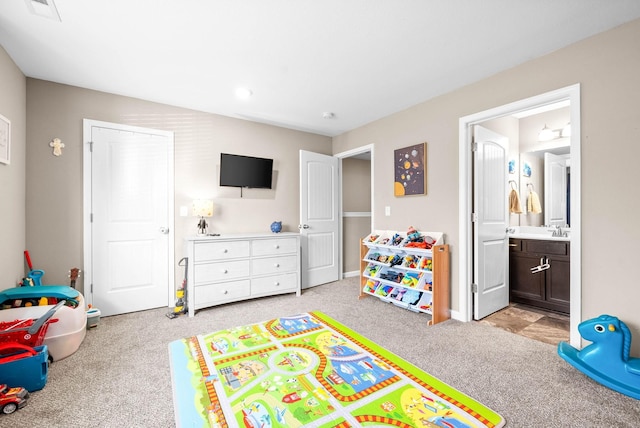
[544,152,568,227]
[473,125,509,319]
[84,120,174,316]
[299,150,340,288]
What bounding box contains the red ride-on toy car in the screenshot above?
[0,384,29,414]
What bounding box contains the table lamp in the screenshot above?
[192,199,214,235]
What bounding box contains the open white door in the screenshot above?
[544,152,568,227]
[473,125,509,319]
[299,150,340,288]
[84,120,174,316]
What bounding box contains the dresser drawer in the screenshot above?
[252,273,298,295]
[194,260,250,284]
[251,255,298,276]
[252,237,298,257]
[194,280,250,307]
[194,240,250,261]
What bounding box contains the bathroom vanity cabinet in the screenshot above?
[509,238,570,314]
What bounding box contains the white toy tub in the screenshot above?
[0,286,87,361]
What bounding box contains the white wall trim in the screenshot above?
[342,270,360,278]
[458,84,581,348]
[343,211,372,218]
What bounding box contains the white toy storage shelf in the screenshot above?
[359,230,450,325]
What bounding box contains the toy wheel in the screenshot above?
[1,402,18,414]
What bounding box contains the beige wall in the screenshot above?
[25,79,331,291]
[333,19,640,348]
[342,158,371,274]
[0,46,26,286]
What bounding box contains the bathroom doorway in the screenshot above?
[458,84,582,348]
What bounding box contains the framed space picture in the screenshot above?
[0,113,9,165]
[394,143,427,196]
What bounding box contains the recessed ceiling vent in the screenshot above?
[25,0,61,22]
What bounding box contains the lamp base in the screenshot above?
[197,217,208,235]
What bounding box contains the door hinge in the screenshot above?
[472,142,478,152]
[90,213,93,223]
[90,283,93,293]
[471,212,478,222]
[89,141,93,152]
[471,283,478,293]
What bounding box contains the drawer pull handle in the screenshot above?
[222,290,228,295]
[275,245,280,249]
[274,263,280,268]
[222,269,228,274]
[275,282,280,286]
[222,249,228,253]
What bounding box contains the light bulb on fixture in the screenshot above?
[235,87,253,99]
[538,124,555,142]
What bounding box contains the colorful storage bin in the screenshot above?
[0,344,49,392]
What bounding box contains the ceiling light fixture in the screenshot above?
[24,0,61,21]
[235,87,253,99]
[322,112,335,119]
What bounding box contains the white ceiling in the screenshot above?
[2,1,640,137]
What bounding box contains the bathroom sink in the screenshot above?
[507,226,570,241]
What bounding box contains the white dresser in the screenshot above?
[184,233,301,316]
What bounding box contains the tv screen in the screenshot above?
[219,153,273,189]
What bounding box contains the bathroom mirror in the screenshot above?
[518,105,571,227]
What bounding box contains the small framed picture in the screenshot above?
[0,113,10,165]
[522,162,531,177]
[394,143,427,196]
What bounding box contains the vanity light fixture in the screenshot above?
[538,124,555,142]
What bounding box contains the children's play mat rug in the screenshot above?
[168,311,505,427]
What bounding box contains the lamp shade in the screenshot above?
[192,199,214,217]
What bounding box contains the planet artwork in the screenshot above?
[394,143,426,196]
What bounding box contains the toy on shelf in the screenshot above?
[402,255,420,269]
[401,271,422,288]
[363,280,379,294]
[418,257,433,271]
[558,314,640,400]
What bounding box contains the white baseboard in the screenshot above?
[342,271,359,278]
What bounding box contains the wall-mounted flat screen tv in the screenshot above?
[219,153,273,189]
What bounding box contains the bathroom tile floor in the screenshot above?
[478,303,570,346]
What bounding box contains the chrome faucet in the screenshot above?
[552,225,568,237]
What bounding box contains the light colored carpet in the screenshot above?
[5,277,640,427]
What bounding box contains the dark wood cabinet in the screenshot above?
[509,238,570,314]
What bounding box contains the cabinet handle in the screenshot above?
[222,290,228,295]
[274,263,280,268]
[222,249,228,253]
[222,269,228,274]
[275,245,280,249]
[274,282,280,286]
[509,244,517,247]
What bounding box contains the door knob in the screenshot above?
[298,224,310,229]
[159,227,169,234]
